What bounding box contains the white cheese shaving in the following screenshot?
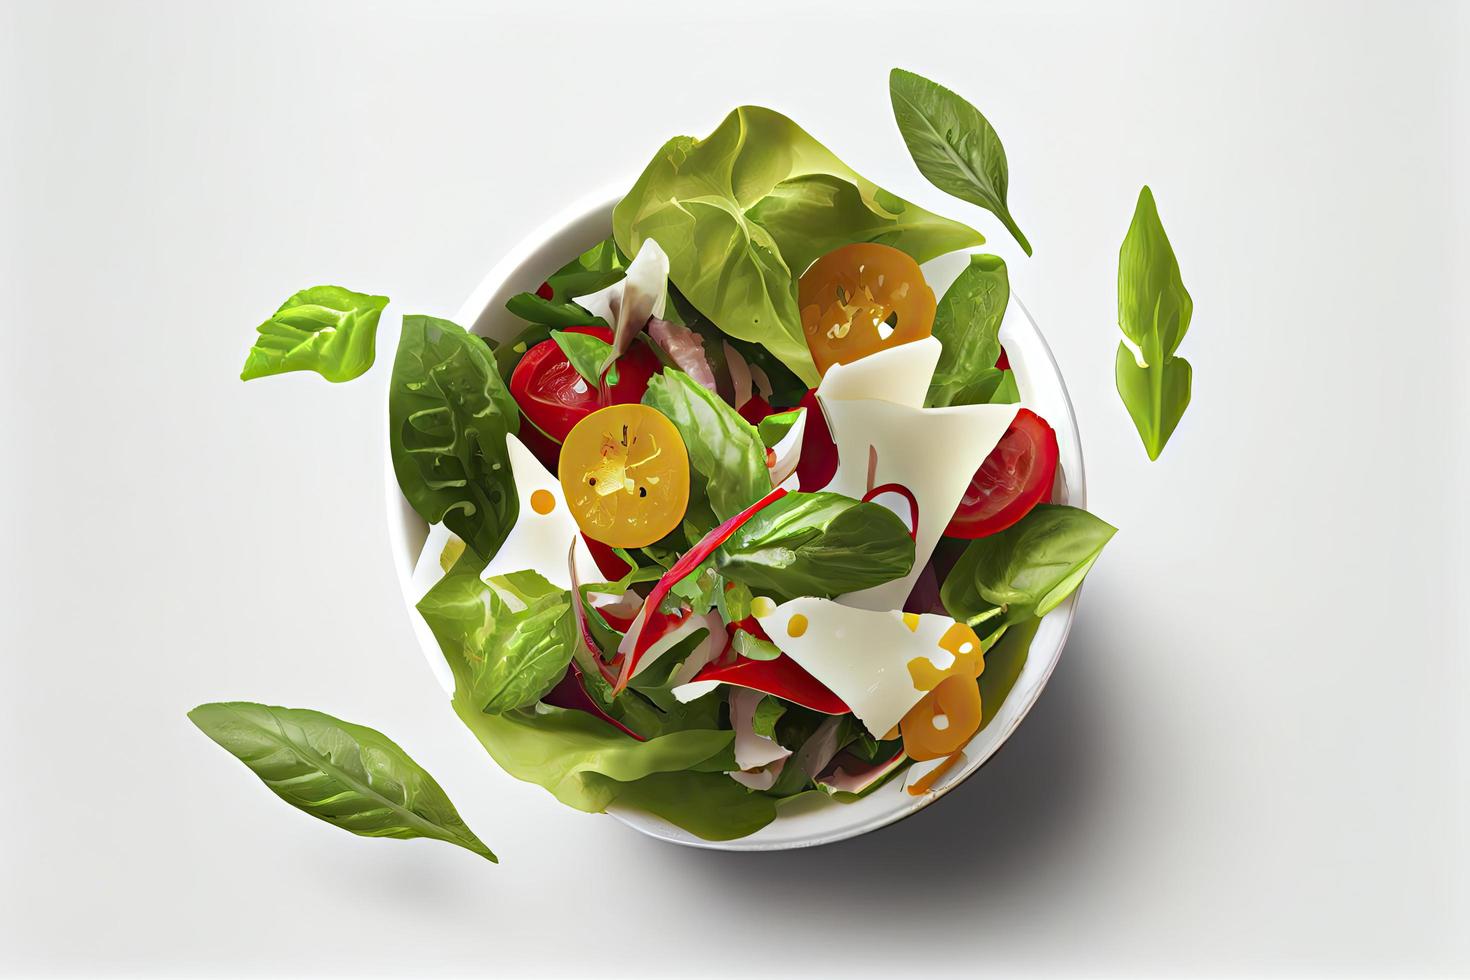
[480,435,601,592]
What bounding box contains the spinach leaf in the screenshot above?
[550,329,618,386]
[926,254,1009,407]
[642,369,768,523]
[417,558,576,714]
[751,696,786,739]
[889,68,1031,256]
[941,504,1116,630]
[1116,185,1193,460]
[188,702,495,862]
[715,491,915,600]
[240,285,388,382]
[614,107,983,386]
[389,315,520,559]
[757,409,803,447]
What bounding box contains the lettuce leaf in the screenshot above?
[241,285,388,383]
[389,315,519,559]
[600,771,777,841]
[614,106,983,385]
[642,369,768,526]
[926,254,1009,407]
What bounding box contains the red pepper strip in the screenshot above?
[685,654,849,714]
[615,487,790,693]
[542,664,644,741]
[995,346,1010,371]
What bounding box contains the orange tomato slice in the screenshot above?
[900,620,985,762]
[798,242,937,375]
[559,404,690,548]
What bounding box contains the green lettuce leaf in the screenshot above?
[549,329,618,386]
[188,702,495,862]
[614,106,983,385]
[926,254,1009,407]
[599,771,777,841]
[1116,185,1193,460]
[941,504,1116,630]
[889,68,1031,255]
[715,491,915,600]
[389,315,519,559]
[241,285,388,382]
[642,369,768,525]
[417,558,575,714]
[757,409,803,447]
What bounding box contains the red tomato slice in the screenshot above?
[509,326,660,461]
[795,388,838,491]
[945,408,1059,539]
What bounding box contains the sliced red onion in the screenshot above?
[722,340,753,409]
[648,317,718,392]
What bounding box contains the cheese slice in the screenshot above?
[815,341,1018,611]
[729,687,791,771]
[752,597,967,738]
[572,238,668,333]
[481,435,601,592]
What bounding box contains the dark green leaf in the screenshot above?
[493,323,551,380]
[751,696,786,739]
[1117,185,1194,459]
[979,616,1039,730]
[544,237,630,301]
[642,369,769,522]
[417,559,576,714]
[241,285,388,382]
[389,315,520,559]
[188,702,495,862]
[926,254,1009,407]
[889,68,1031,255]
[941,504,1116,629]
[715,491,915,600]
[505,292,606,330]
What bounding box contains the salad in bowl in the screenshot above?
[209,72,1115,857]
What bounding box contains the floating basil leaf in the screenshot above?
[417,561,575,714]
[188,702,495,862]
[889,68,1031,256]
[389,314,519,561]
[941,504,1115,630]
[926,254,1009,407]
[715,491,915,600]
[241,285,388,382]
[642,369,768,523]
[1116,185,1193,460]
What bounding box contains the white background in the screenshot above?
[3,0,1467,975]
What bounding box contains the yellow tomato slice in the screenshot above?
[798,242,937,376]
[900,620,985,762]
[558,404,690,548]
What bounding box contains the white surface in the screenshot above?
[2,0,1468,976]
[392,193,1084,850]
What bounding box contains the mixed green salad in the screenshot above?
[194,69,1195,859]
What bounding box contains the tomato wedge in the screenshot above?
[509,326,661,465]
[944,408,1059,539]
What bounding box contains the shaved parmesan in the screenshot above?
[480,435,601,592]
[729,687,792,771]
[573,238,668,363]
[767,407,807,487]
[752,597,968,738]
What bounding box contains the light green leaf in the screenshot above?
[926,254,1009,407]
[550,329,618,387]
[731,629,782,661]
[941,504,1115,629]
[1117,185,1194,459]
[615,107,983,386]
[715,491,915,600]
[756,409,803,448]
[889,68,1030,256]
[597,771,777,841]
[979,616,1040,729]
[751,696,786,739]
[642,369,769,523]
[188,702,495,862]
[241,285,388,382]
[417,559,575,714]
[389,315,519,559]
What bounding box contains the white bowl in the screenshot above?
[385,188,1087,851]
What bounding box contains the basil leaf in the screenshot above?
[751,696,786,739]
[418,559,576,714]
[389,315,519,561]
[493,323,552,380]
[188,702,495,862]
[1117,185,1193,460]
[889,68,1031,256]
[732,629,782,661]
[715,491,916,600]
[615,107,983,386]
[941,504,1116,630]
[505,292,606,330]
[642,369,768,523]
[545,237,629,301]
[757,409,803,448]
[240,285,388,382]
[550,329,617,387]
[979,616,1039,731]
[926,254,1009,407]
